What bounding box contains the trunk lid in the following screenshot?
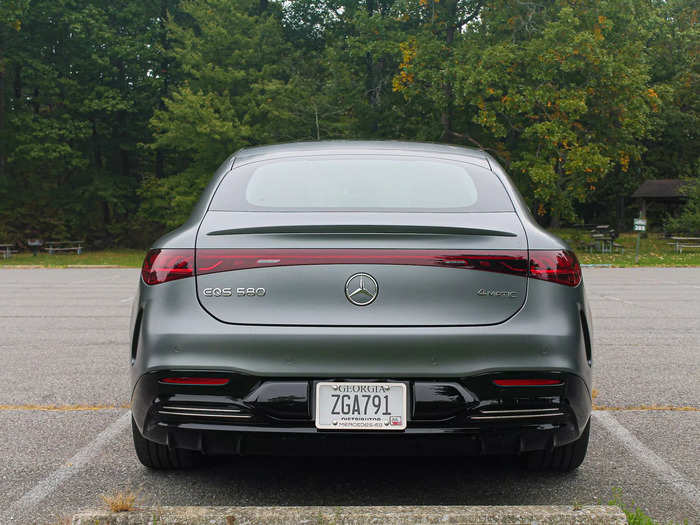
[194,211,528,326]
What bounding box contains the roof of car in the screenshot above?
[234,140,488,163]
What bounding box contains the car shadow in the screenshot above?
[139,453,581,507]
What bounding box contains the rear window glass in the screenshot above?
[209,156,514,212]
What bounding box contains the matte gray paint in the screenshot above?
[131,275,590,393]
[197,264,528,326]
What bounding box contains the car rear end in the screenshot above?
[130,143,592,469]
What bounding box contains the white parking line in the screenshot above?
[593,411,700,514]
[5,411,131,521]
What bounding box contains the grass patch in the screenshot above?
[609,489,689,525]
[553,230,700,267]
[101,490,137,512]
[0,249,144,268]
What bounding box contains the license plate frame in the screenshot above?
[314,382,407,431]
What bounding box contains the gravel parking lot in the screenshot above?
[0,267,698,524]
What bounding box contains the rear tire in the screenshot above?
[524,419,590,472]
[131,417,202,469]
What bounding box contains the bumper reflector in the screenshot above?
[493,379,563,387]
[160,377,229,386]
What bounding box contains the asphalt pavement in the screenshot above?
[0,267,697,524]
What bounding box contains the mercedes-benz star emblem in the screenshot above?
[345,273,379,306]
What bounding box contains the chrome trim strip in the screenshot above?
[479,408,560,414]
[161,406,243,413]
[471,412,564,420]
[158,410,253,419]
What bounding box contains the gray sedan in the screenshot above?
[130,141,592,471]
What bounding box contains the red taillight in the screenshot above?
[528,250,581,287]
[195,249,530,277]
[141,249,194,285]
[141,248,579,286]
[493,379,563,386]
[160,377,229,385]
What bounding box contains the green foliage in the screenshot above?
[0,0,697,244]
[665,181,700,234]
[454,0,657,224]
[607,487,692,525]
[0,0,173,246]
[137,171,210,230]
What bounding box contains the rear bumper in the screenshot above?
[130,272,592,456]
[132,371,591,456]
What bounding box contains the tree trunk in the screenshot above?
[14,63,21,98]
[616,195,625,231]
[549,160,566,229]
[156,151,164,178]
[0,43,9,179]
[365,52,375,105]
[120,148,129,178]
[0,61,5,179]
[155,0,170,178]
[102,200,112,236]
[118,61,129,179]
[549,208,561,229]
[92,119,102,169]
[440,0,458,142]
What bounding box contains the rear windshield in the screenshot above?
[209,156,514,212]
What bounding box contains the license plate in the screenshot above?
[315,382,407,430]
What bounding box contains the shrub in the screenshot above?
[665,181,700,234]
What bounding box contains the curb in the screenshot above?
[72,505,627,524]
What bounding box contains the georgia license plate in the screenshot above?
[314,382,407,430]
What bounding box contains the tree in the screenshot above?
[389,0,485,142]
[0,0,174,245]
[144,0,294,227]
[642,0,699,181]
[0,0,28,180]
[0,0,695,244]
[453,0,658,226]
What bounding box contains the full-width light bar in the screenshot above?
[141,248,581,287]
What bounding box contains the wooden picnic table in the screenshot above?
[669,236,700,253]
[0,243,15,259]
[44,240,85,255]
[587,226,622,253]
[590,233,614,253]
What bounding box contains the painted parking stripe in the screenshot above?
[5,411,131,521]
[593,411,700,514]
[0,404,130,411]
